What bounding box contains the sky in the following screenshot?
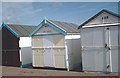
[1,0,120,2]
[1,2,119,26]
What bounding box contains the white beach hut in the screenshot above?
[30,18,82,71]
[78,9,120,72]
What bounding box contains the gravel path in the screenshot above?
[1,66,119,77]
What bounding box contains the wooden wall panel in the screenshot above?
[33,49,44,67]
[2,27,20,67]
[54,48,66,68]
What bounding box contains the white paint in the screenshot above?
[43,36,54,67]
[19,37,32,63]
[81,25,119,72]
[35,24,59,35]
[108,28,112,72]
[85,12,120,26]
[32,50,35,66]
[64,38,69,71]
[21,47,32,65]
[83,23,120,28]
[65,35,80,39]
[19,37,32,47]
[66,38,82,71]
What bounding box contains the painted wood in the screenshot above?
[54,48,66,68]
[35,24,59,35]
[21,47,32,66]
[32,21,82,71]
[2,27,20,67]
[43,36,54,67]
[32,35,66,68]
[85,12,120,26]
[32,36,43,48]
[66,38,82,71]
[81,26,119,72]
[33,49,44,67]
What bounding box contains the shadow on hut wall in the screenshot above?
[1,26,20,67]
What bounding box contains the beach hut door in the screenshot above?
[43,36,54,67]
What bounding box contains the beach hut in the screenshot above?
[7,24,36,67]
[30,18,82,71]
[0,23,36,67]
[78,9,120,72]
[1,23,20,67]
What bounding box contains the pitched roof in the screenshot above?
[30,19,79,36]
[49,20,79,33]
[7,24,36,37]
[1,23,19,37]
[78,9,120,29]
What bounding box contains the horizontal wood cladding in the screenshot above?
[32,34,65,48]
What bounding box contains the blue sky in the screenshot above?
[1,2,119,26]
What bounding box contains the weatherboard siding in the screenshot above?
[35,24,59,35]
[80,10,119,72]
[85,12,120,26]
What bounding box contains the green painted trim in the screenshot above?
[1,22,19,38]
[46,19,66,34]
[29,18,66,36]
[33,33,63,36]
[21,63,32,68]
[29,20,45,36]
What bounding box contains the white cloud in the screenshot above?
[16,8,43,18]
[49,2,63,7]
[2,2,43,24]
[77,5,87,9]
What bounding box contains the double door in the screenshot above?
[81,26,118,72]
[42,36,54,67]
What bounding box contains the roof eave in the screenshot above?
[30,19,66,36]
[2,22,19,38]
[78,9,120,29]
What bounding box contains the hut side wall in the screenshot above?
[19,37,33,67]
[66,37,82,71]
[2,27,20,67]
[21,47,32,67]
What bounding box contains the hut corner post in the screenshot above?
[64,38,69,71]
